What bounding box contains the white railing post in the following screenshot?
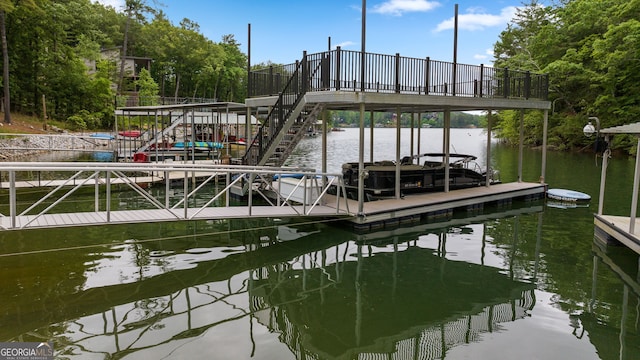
[629,137,640,234]
[106,170,111,223]
[95,171,100,211]
[184,170,189,219]
[165,170,170,208]
[248,173,253,216]
[9,170,16,229]
[303,174,308,214]
[277,175,282,206]
[598,145,610,216]
[226,172,231,207]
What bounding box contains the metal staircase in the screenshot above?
[262,103,323,167]
[242,53,325,167]
[137,113,185,152]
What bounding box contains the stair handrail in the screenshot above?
[243,53,309,165]
[268,104,324,167]
[137,112,186,152]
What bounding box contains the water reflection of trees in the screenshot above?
[0,205,558,359]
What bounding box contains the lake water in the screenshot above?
[0,128,639,359]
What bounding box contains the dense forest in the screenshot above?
[331,110,485,129]
[492,0,640,153]
[0,0,638,153]
[0,0,247,129]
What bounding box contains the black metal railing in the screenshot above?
[249,48,548,100]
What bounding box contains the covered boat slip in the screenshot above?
[96,49,550,229]
[246,49,551,219]
[593,122,640,255]
[114,102,258,160]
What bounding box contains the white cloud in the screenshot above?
[372,0,441,16]
[93,0,125,11]
[334,41,356,49]
[473,48,494,60]
[434,6,517,32]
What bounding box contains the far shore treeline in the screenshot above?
[0,0,638,154]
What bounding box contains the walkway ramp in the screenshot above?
[0,206,347,230]
[0,162,352,231]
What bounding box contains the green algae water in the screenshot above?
[0,128,638,359]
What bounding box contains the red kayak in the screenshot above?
[118,130,141,138]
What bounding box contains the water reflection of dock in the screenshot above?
[0,205,542,359]
[250,246,535,360]
[580,240,640,359]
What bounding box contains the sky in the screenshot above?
[95,0,529,66]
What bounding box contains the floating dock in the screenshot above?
[0,160,546,231]
[326,182,546,231]
[594,214,640,255]
[591,122,640,255]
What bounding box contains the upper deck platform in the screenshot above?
[246,48,550,113]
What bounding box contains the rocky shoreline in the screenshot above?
[0,133,111,161]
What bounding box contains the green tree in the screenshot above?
[4,0,122,127]
[216,34,247,101]
[86,59,115,128]
[492,0,640,152]
[0,0,37,124]
[118,0,154,95]
[592,19,640,126]
[137,11,172,97]
[0,0,256,129]
[136,67,158,105]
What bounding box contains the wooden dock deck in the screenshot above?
[594,214,640,255]
[589,122,640,256]
[0,180,546,231]
[325,181,547,231]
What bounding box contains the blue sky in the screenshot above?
[96,0,530,66]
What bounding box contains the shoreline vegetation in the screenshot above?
[0,0,637,156]
[0,112,618,161]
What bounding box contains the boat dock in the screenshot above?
[0,162,352,231]
[594,215,640,255]
[0,160,546,231]
[592,123,640,255]
[336,182,546,231]
[1,48,554,231]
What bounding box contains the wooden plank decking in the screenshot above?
[594,214,640,255]
[0,181,546,231]
[328,181,547,226]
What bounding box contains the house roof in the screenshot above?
[117,102,247,112]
